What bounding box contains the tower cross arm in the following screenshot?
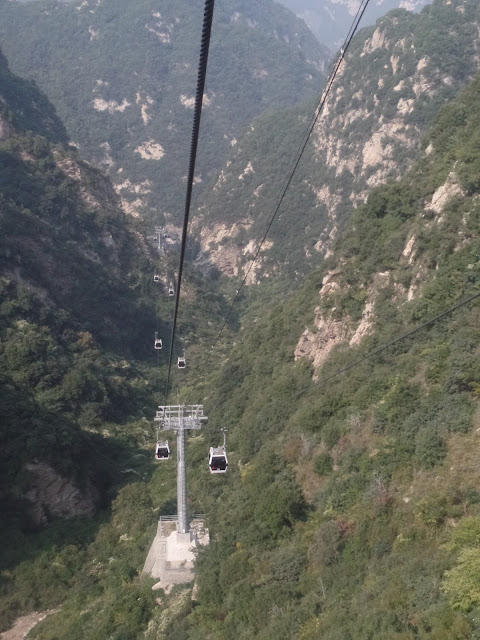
[154,404,208,430]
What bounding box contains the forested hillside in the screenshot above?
[0,0,328,221]
[0,46,165,630]
[0,46,236,637]
[165,70,480,640]
[1,0,480,637]
[194,0,480,282]
[0,43,159,524]
[17,54,480,640]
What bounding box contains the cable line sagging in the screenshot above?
[164,0,216,404]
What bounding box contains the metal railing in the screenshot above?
[158,513,206,523]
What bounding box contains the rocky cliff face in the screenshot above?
[278,0,430,49]
[294,268,393,374]
[194,0,480,280]
[294,69,480,376]
[24,462,99,526]
[308,0,480,251]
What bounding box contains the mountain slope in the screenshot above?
[1,1,480,637]
[0,48,240,637]
[0,49,67,144]
[277,0,430,49]
[25,68,480,639]
[0,0,329,221]
[0,48,158,539]
[169,70,480,640]
[194,0,480,281]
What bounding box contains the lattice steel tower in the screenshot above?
[154,405,207,533]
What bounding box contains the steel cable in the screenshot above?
[163,0,216,405]
[208,0,372,355]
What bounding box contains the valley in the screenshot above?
[0,0,479,638]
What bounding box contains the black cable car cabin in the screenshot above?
[209,446,228,473]
[155,440,170,460]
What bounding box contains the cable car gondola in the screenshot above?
[168,283,175,297]
[153,274,160,283]
[208,446,228,473]
[154,332,163,350]
[155,440,170,460]
[177,355,186,369]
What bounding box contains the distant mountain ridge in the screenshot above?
[0,0,329,222]
[275,0,430,48]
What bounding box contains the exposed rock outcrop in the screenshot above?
[23,462,99,526]
[427,171,465,215]
[295,313,350,372]
[295,270,395,374]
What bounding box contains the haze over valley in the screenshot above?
[275,0,431,48]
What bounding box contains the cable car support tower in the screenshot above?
[143,0,215,590]
[155,404,207,533]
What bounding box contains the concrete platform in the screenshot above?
[143,517,209,591]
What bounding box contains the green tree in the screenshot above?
[442,548,480,611]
